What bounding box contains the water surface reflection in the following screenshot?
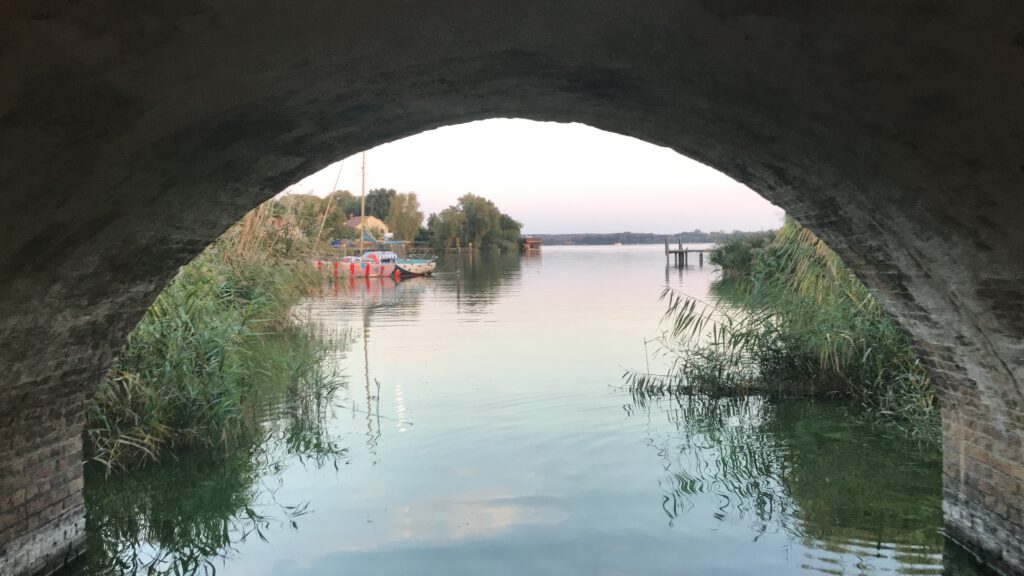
[81,247,992,575]
[630,392,969,575]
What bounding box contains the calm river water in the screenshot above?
[82,245,991,575]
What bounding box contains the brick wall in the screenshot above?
[943,382,1024,572]
[0,381,87,575]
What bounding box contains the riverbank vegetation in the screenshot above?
[630,217,939,441]
[275,187,424,242]
[86,203,346,471]
[85,352,346,574]
[426,193,522,252]
[276,188,523,252]
[87,182,526,471]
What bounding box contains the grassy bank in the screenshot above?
[86,203,342,471]
[631,218,939,441]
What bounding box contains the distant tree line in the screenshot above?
[534,230,776,246]
[273,189,522,251]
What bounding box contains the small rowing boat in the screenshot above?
[396,255,436,276]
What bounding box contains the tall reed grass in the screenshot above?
[86,200,338,470]
[629,218,939,441]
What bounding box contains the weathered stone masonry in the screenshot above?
[1,1,1022,574]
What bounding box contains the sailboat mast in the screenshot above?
[360,151,367,253]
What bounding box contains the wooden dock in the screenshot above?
[665,238,711,268]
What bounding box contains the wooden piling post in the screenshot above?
[699,251,704,266]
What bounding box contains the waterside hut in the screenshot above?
[520,236,542,252]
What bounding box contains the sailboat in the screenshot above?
[341,152,399,278]
[340,250,399,278]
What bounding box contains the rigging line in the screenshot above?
[313,159,347,246]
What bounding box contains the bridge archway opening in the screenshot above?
[80,116,958,574]
[2,3,1023,574]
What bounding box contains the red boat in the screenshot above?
[340,251,399,278]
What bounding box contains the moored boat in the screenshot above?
[396,255,436,276]
[341,251,399,278]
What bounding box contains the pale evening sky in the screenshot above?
[282,119,784,234]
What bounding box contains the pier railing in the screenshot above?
[665,238,712,268]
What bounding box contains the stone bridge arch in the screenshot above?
[1,1,1022,574]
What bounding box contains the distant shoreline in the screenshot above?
[527,230,774,246]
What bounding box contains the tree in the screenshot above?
[424,194,522,251]
[385,192,424,241]
[318,190,360,241]
[274,194,324,238]
[364,188,397,220]
[427,207,465,250]
[273,190,368,244]
[495,212,523,251]
[458,193,500,250]
[330,190,361,222]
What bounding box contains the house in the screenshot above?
[345,215,389,238]
[520,236,542,252]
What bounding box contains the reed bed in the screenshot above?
[86,200,339,471]
[629,218,939,441]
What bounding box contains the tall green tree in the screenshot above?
[494,212,523,251]
[330,190,361,222]
[385,192,424,241]
[321,190,360,240]
[365,188,397,220]
[427,207,465,250]
[458,193,501,250]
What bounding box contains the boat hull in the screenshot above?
[350,263,397,278]
[337,255,399,278]
[397,259,436,276]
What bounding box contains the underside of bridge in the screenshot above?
[1,1,1023,574]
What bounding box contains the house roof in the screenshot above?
[345,215,385,228]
